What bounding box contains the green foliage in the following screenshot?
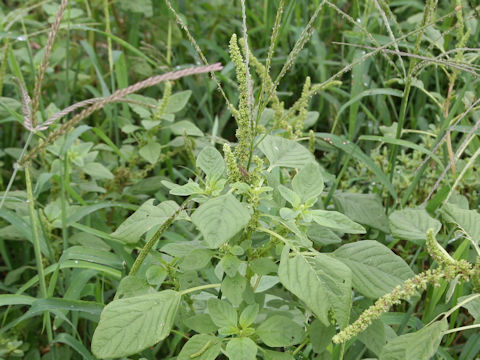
[1,0,480,359]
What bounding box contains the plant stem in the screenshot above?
[180,283,221,296]
[129,201,187,276]
[25,165,53,343]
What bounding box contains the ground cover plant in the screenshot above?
[1,0,480,359]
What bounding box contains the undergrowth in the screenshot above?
[0,0,480,359]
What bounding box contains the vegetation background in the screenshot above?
[0,0,480,359]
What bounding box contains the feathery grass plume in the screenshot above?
[240,0,254,125]
[0,36,10,96]
[31,0,68,128]
[229,34,252,165]
[293,76,311,137]
[21,63,223,165]
[12,77,33,131]
[153,81,172,121]
[223,143,241,183]
[333,230,475,344]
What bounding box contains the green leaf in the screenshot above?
[278,185,301,207]
[389,208,441,245]
[118,0,153,17]
[139,141,161,164]
[180,249,212,271]
[279,248,352,327]
[292,162,324,203]
[0,294,36,307]
[115,276,152,299]
[61,246,122,269]
[184,314,219,334]
[162,179,203,196]
[221,273,247,307]
[458,295,480,321]
[239,304,259,328]
[333,193,389,232]
[379,319,447,360]
[207,298,237,328]
[111,200,179,243]
[177,334,222,360]
[311,209,366,234]
[333,240,414,298]
[250,258,278,275]
[164,90,192,113]
[191,194,250,248]
[170,120,203,136]
[258,135,314,169]
[146,265,167,286]
[225,337,257,360]
[441,203,480,245]
[82,162,114,180]
[309,319,335,354]
[221,254,241,277]
[197,146,225,180]
[256,315,304,347]
[91,290,181,358]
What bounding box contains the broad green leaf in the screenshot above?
[307,224,342,246]
[207,298,237,328]
[177,334,222,360]
[379,319,447,360]
[333,240,414,298]
[458,295,480,321]
[333,193,389,232]
[279,248,352,327]
[162,179,203,196]
[357,318,389,355]
[292,162,324,203]
[111,200,179,243]
[256,315,304,347]
[180,249,212,271]
[197,146,225,180]
[311,209,366,234]
[184,314,219,333]
[250,258,277,275]
[389,208,441,245]
[146,265,167,286]
[258,135,314,169]
[225,337,257,360]
[221,273,247,307]
[309,319,335,354]
[115,276,153,299]
[278,185,301,207]
[441,203,480,245]
[82,162,114,180]
[170,120,203,136]
[91,290,181,358]
[164,90,192,113]
[239,304,259,328]
[191,194,250,248]
[139,141,161,164]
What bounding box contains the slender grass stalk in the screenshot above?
[180,283,221,296]
[129,201,187,276]
[25,165,52,343]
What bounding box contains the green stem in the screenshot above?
[25,165,53,343]
[180,283,221,296]
[129,201,187,276]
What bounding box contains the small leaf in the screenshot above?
[91,290,181,358]
[83,162,114,180]
[441,203,480,245]
[239,304,259,328]
[292,162,324,203]
[207,298,237,328]
[389,208,441,245]
[256,315,304,347]
[192,194,250,249]
[179,249,212,271]
[111,200,179,243]
[170,120,203,136]
[221,254,241,277]
[197,146,225,180]
[379,319,447,360]
[177,334,221,360]
[258,135,314,169]
[250,258,278,275]
[311,209,366,234]
[221,273,247,307]
[139,141,161,164]
[277,185,301,207]
[164,90,192,113]
[225,337,257,360]
[309,319,335,354]
[333,240,414,298]
[184,314,219,334]
[146,265,167,286]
